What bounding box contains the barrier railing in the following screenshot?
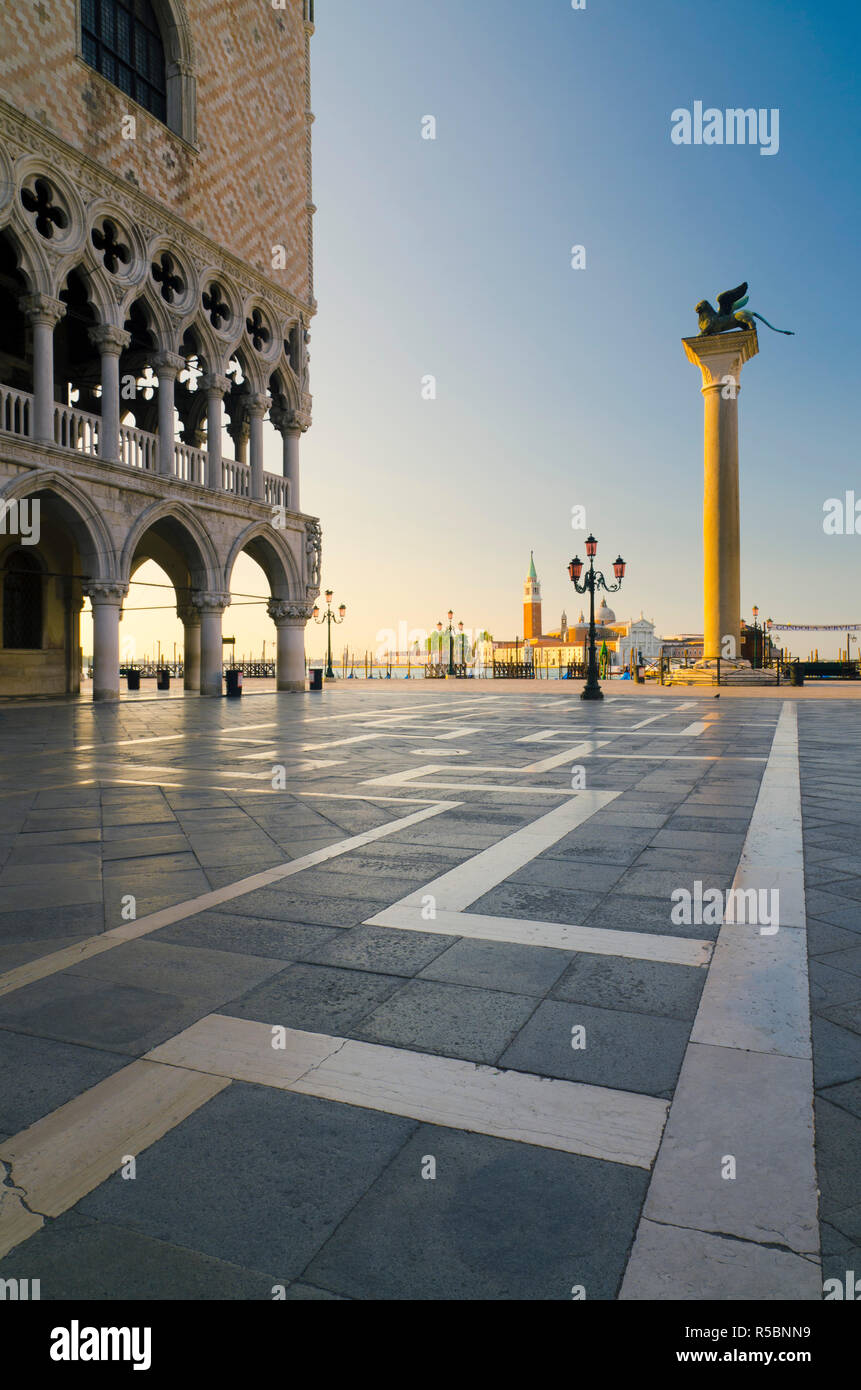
[0,383,33,437]
[54,402,100,454]
[120,422,158,472]
[174,440,207,486]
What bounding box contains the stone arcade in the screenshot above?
[0,0,320,699]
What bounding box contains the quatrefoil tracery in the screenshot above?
[246,307,270,352]
[21,178,69,239]
[92,219,131,274]
[202,282,231,330]
[151,251,185,304]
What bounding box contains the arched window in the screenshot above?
[3,551,43,650]
[81,0,167,124]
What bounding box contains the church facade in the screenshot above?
[0,0,320,699]
[493,555,659,671]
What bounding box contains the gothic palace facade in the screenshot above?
[0,0,320,698]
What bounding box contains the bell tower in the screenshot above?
[523,552,542,639]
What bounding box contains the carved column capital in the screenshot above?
[191,592,231,615]
[268,600,314,625]
[177,604,202,626]
[682,330,759,391]
[152,351,186,379]
[245,392,271,419]
[83,581,129,606]
[200,373,232,397]
[21,293,66,328]
[270,405,311,436]
[88,325,131,356]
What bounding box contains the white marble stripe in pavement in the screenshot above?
[620,702,821,1301]
[0,801,458,1001]
[144,1016,669,1169]
[366,903,712,965]
[371,790,620,913]
[0,1062,229,1259]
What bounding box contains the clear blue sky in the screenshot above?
[295,0,861,658]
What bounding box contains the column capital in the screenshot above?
[176,604,202,625]
[245,392,271,419]
[682,330,759,390]
[200,373,232,397]
[191,591,231,615]
[268,600,314,625]
[21,293,66,328]
[88,324,131,356]
[153,351,186,379]
[270,406,311,436]
[83,580,128,606]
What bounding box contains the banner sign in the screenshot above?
[770,623,861,632]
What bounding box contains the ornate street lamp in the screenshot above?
[567,535,626,701]
[312,589,346,680]
[439,609,461,676]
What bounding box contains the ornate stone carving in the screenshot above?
[191,592,231,614]
[152,351,186,379]
[199,373,232,398]
[304,518,321,592]
[88,325,131,356]
[269,404,310,436]
[82,581,128,605]
[268,600,314,624]
[20,293,65,328]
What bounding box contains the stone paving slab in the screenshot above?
[0,685,855,1300]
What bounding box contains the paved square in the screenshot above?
[0,683,858,1300]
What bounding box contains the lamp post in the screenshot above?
[567,535,626,702]
[312,589,346,680]
[750,605,763,670]
[438,609,462,676]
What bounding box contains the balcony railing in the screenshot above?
[54,401,99,455]
[120,420,158,472]
[0,383,33,438]
[0,385,288,505]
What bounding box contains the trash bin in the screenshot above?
[156,668,170,691]
[789,664,804,687]
[225,668,243,699]
[126,670,141,691]
[310,668,323,691]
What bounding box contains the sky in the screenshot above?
[103,0,861,663]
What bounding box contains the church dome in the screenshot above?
[596,598,616,624]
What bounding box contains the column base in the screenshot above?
[277,680,307,692]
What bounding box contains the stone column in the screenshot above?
[89,325,131,462]
[84,581,128,702]
[247,393,269,502]
[268,601,312,691]
[193,593,230,697]
[178,606,202,691]
[270,408,305,512]
[683,330,759,663]
[200,373,230,491]
[227,414,250,466]
[21,294,65,443]
[153,351,184,478]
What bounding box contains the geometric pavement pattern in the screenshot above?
[0,686,857,1299]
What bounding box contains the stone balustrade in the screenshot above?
[0,383,292,505]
